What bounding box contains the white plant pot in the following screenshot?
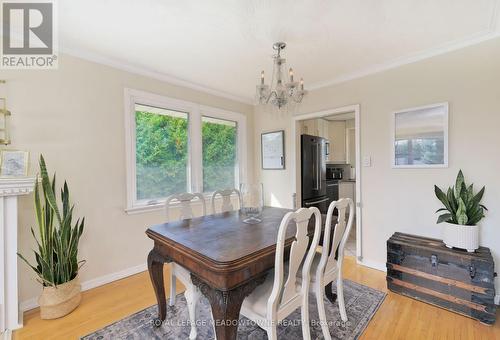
[442,222,479,252]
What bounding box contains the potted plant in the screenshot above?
[434,170,487,252]
[18,155,85,319]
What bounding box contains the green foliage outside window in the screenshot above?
[202,117,237,192]
[135,110,188,200]
[135,108,237,201]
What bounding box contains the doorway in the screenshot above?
[291,105,362,260]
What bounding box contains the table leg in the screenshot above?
[147,248,171,327]
[191,274,267,340]
[325,282,337,303]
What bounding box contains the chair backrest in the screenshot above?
[165,192,206,220]
[317,198,355,277]
[211,188,241,213]
[267,207,322,318]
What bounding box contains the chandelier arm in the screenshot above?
[256,42,306,111]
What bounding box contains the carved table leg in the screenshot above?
[147,248,171,327]
[191,274,267,340]
[325,282,337,303]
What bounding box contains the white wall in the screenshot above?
[254,38,500,289]
[2,54,254,303]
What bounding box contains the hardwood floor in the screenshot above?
[13,256,500,340]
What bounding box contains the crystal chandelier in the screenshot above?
[256,42,307,111]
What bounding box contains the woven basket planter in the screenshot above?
[38,276,82,319]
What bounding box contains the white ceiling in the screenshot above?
[60,1,500,103]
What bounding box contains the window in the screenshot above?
[202,116,237,192]
[395,137,444,166]
[392,103,448,168]
[125,89,246,212]
[135,105,189,201]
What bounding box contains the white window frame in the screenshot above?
[124,88,247,214]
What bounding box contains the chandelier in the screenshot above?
[256,42,306,111]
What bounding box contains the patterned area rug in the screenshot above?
[82,279,385,340]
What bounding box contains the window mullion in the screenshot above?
[190,107,203,193]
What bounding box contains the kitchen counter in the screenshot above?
[340,179,356,183]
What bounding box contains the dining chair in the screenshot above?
[211,188,241,213]
[312,198,355,340]
[165,192,206,340]
[240,207,322,340]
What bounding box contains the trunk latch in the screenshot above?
[431,254,438,267]
[470,266,476,279]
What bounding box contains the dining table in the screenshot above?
[146,206,331,340]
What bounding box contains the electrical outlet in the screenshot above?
[363,156,372,167]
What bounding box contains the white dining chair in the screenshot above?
[312,198,355,340]
[211,188,241,213]
[240,207,322,340]
[165,192,206,340]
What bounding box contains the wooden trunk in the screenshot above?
[386,232,496,325]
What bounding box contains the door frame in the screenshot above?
[291,104,363,260]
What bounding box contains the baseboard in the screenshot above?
[358,258,387,272]
[20,262,148,312]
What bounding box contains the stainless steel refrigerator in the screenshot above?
[301,134,329,213]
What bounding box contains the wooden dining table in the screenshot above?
[146,206,331,340]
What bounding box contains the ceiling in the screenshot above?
[60,1,500,103]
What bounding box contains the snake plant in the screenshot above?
[434,170,487,226]
[18,155,85,287]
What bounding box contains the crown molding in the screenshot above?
[60,46,254,105]
[308,2,500,91]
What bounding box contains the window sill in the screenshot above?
[125,194,239,215]
[125,203,165,215]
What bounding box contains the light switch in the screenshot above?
[363,156,372,167]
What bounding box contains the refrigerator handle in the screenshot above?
[312,144,318,190]
[316,143,320,190]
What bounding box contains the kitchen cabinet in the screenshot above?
[328,121,346,162]
[339,181,356,216]
[301,119,329,140]
[346,128,356,167]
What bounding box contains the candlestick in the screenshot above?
[289,68,294,82]
[260,71,265,85]
[300,78,304,90]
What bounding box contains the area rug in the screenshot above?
[82,279,385,340]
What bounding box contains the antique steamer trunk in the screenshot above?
[387,232,496,324]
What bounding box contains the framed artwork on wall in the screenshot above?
[0,150,29,177]
[392,102,449,168]
[261,130,285,170]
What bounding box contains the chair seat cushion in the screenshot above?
[171,263,192,284]
[241,269,301,318]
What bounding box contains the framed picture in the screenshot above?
[0,150,29,177]
[261,130,285,170]
[392,102,448,168]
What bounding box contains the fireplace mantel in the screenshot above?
[0,177,36,340]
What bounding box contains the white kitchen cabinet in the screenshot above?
[328,121,346,162]
[301,119,317,136]
[301,119,329,140]
[339,181,356,216]
[318,119,329,140]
